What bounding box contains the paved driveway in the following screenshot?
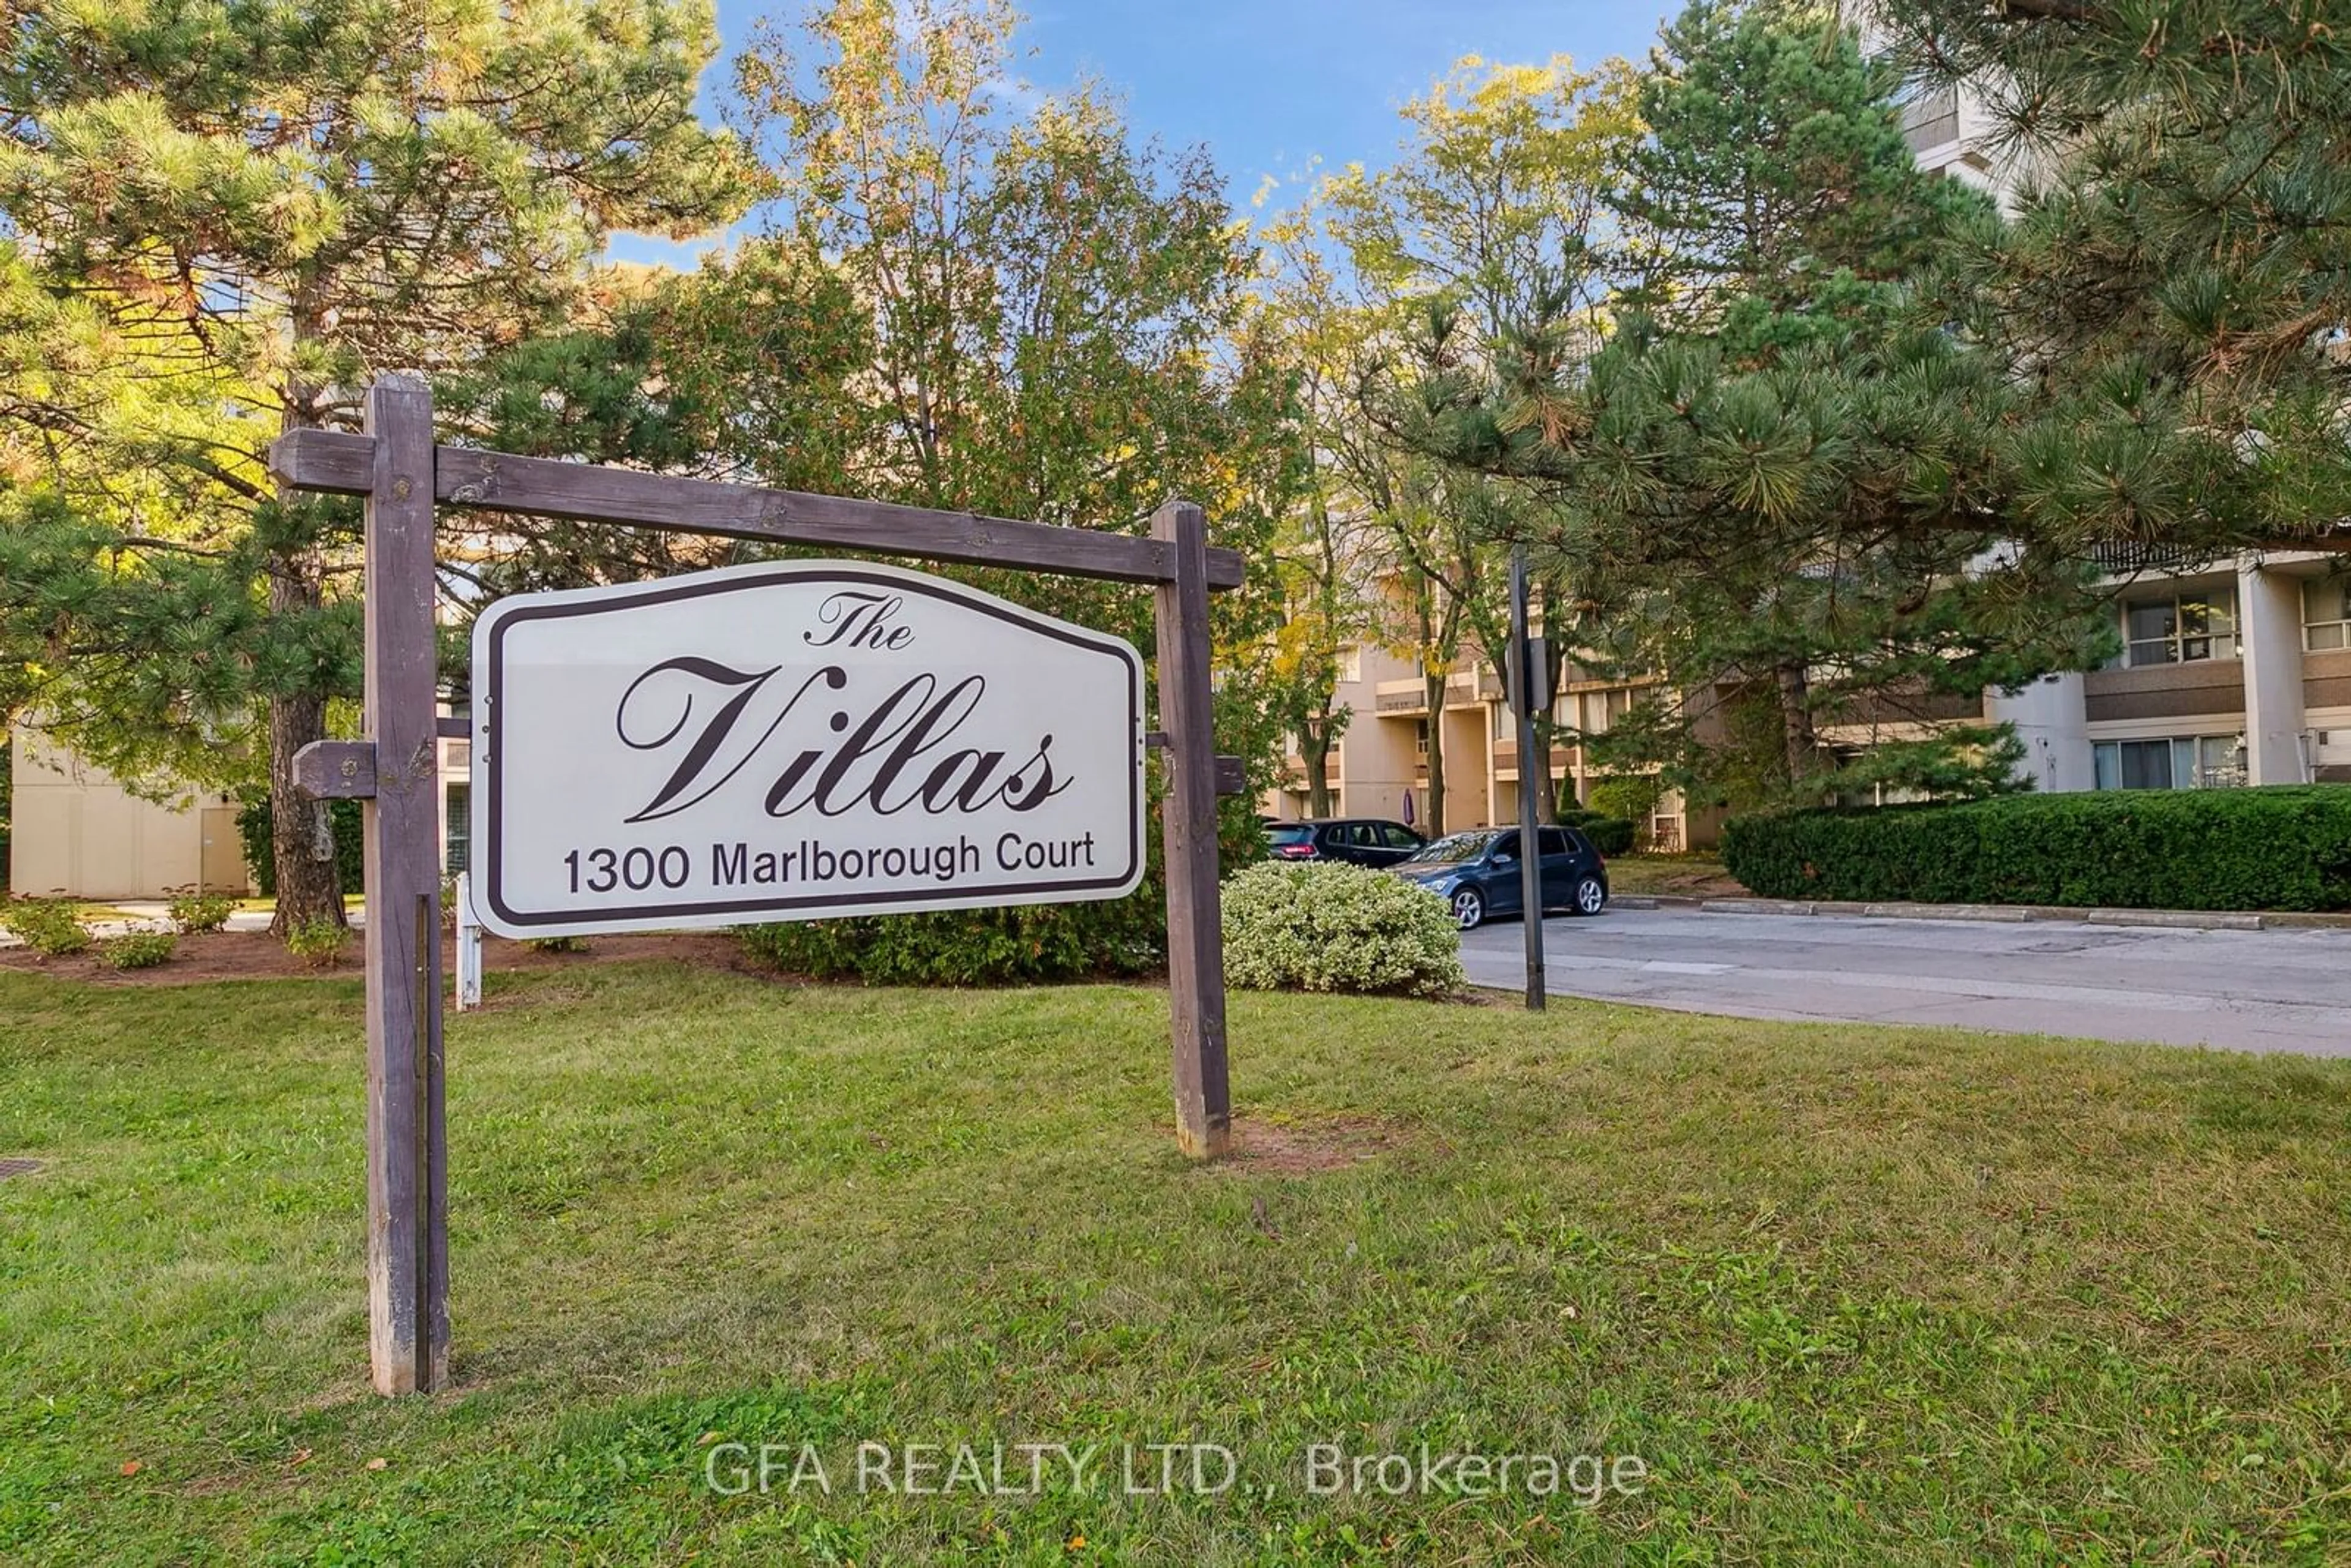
[1458,907,2351,1056]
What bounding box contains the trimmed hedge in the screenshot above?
[1558,809,1636,857]
[1722,787,2351,912]
[740,880,1168,986]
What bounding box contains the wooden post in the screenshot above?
[1152,501,1231,1159]
[360,375,448,1393]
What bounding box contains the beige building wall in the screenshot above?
[9,729,250,899]
[1337,642,1423,823]
[1266,642,1715,847]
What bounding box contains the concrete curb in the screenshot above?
[1861,901,2034,923]
[1603,894,2351,934]
[2081,908,2263,931]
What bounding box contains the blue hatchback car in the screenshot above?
[1390,825,1610,929]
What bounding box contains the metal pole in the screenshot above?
[1510,546,1546,1011]
[455,871,482,1011]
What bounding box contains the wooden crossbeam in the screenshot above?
[291,740,378,800]
[1144,731,1247,796]
[270,428,1248,591]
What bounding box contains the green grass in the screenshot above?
[1600,855,1739,897]
[4,963,2350,1563]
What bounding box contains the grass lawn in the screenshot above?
[4,962,2349,1563]
[1601,856,1742,899]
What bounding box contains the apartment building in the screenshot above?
[1805,556,2351,799]
[1264,639,1713,849]
[1264,59,2349,839]
[1898,67,2351,794]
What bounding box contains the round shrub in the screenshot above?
[101,931,177,970]
[167,888,237,934]
[284,917,350,969]
[1221,861,1466,998]
[2,898,91,957]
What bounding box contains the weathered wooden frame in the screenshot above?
[274,375,1240,1397]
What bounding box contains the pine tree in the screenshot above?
[1393,2,2113,809]
[1616,0,1965,323]
[1874,0,2351,555]
[0,0,748,928]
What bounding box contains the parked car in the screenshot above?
[1263,817,1427,868]
[1389,826,1610,929]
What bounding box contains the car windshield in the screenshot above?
[1401,831,1498,865]
[1265,824,1316,845]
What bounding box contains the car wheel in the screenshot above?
[1450,887,1485,930]
[1570,874,1607,917]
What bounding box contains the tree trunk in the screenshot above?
[1527,715,1561,826]
[1422,668,1447,839]
[1775,660,1822,793]
[266,557,347,937]
[1302,721,1333,818]
[268,315,348,940]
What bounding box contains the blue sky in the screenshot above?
[606,0,1675,269]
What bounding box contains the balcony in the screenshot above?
[1373,673,1487,715]
[1491,742,1574,778]
[2088,540,2219,575]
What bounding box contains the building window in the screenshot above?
[1900,84,1960,153]
[444,783,470,872]
[1413,719,1429,758]
[2308,580,2351,651]
[1493,702,1512,739]
[1335,645,1361,683]
[2121,588,2236,667]
[1582,687,1634,734]
[2092,735,2244,790]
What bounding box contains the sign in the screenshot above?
[279,377,1234,1400]
[470,561,1144,938]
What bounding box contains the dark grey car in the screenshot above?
[1390,826,1611,929]
[1265,817,1427,868]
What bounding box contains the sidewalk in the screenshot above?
[0,903,366,948]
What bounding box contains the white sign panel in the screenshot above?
[469,561,1144,938]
